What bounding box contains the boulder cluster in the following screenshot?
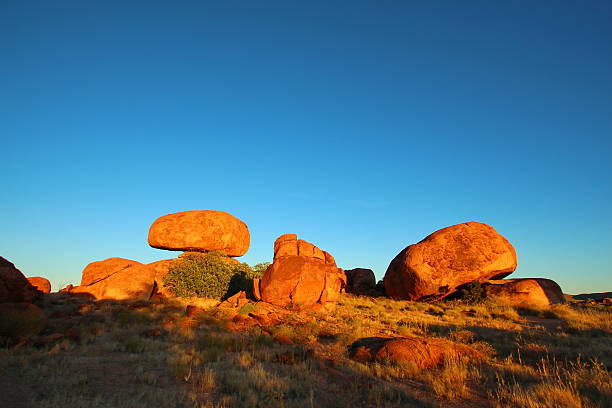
[2,212,568,314]
[382,222,565,307]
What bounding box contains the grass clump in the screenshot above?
[162,252,264,300]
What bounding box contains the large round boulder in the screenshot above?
[71,258,156,301]
[483,278,565,307]
[259,235,346,310]
[0,257,40,303]
[27,277,52,293]
[148,210,250,257]
[384,222,517,301]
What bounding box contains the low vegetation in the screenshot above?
[0,293,610,407]
[162,252,265,299]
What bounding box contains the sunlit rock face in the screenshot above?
[70,257,156,301]
[483,278,565,307]
[384,222,517,301]
[0,256,40,303]
[147,210,250,257]
[27,277,51,293]
[259,234,346,310]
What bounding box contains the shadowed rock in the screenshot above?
[0,257,40,303]
[384,222,517,301]
[148,210,250,257]
[349,336,483,368]
[345,268,377,296]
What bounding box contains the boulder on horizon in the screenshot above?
[27,277,51,293]
[384,222,517,301]
[345,268,377,296]
[147,210,250,257]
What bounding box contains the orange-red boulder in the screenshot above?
[345,268,377,296]
[27,277,51,293]
[483,278,565,307]
[259,235,346,310]
[147,259,178,297]
[0,257,39,303]
[349,336,483,368]
[384,222,517,301]
[70,258,156,300]
[148,210,250,257]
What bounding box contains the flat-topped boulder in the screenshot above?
[148,210,250,257]
[483,278,565,307]
[0,257,39,303]
[384,222,517,301]
[259,235,345,310]
[27,277,51,293]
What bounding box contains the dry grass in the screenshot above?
[0,293,610,407]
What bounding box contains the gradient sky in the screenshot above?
[2,1,611,294]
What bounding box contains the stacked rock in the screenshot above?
[382,222,565,306]
[66,210,250,301]
[257,234,346,310]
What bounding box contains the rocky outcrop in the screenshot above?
[69,258,156,301]
[147,259,178,298]
[258,234,346,310]
[148,210,250,257]
[483,278,565,307]
[0,257,39,303]
[349,336,483,368]
[27,277,51,293]
[384,222,517,301]
[345,268,377,296]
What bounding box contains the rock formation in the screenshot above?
[349,336,483,368]
[258,234,346,310]
[345,268,377,296]
[148,210,250,257]
[68,258,156,301]
[0,257,39,303]
[483,278,565,307]
[27,277,52,293]
[384,222,517,300]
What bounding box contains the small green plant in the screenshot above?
[460,281,486,304]
[163,252,264,299]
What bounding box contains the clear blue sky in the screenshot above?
[1,1,610,294]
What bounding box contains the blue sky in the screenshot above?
[1,1,610,294]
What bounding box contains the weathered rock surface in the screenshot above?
[27,277,52,293]
[71,258,156,300]
[483,278,565,307]
[148,210,250,257]
[349,337,483,368]
[345,268,377,296]
[259,235,346,310]
[384,222,517,301]
[0,303,46,341]
[147,259,178,297]
[0,257,39,303]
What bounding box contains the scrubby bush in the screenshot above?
[460,281,485,304]
[163,252,267,300]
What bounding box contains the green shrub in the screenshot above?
[460,281,485,304]
[163,252,266,299]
